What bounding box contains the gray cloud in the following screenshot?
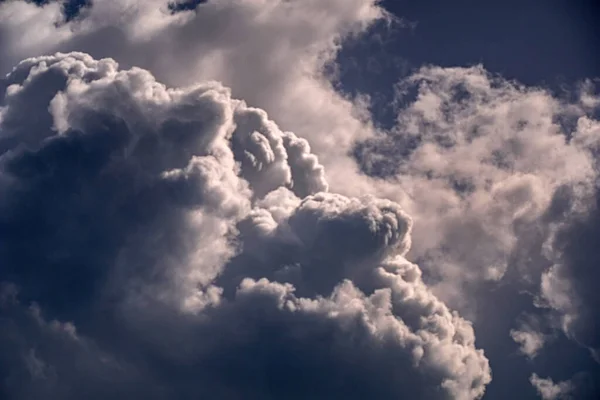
[0,52,490,399]
[2,2,599,398]
[0,0,386,197]
[352,64,600,397]
[359,65,600,291]
[0,283,158,400]
[510,314,551,359]
[540,191,600,364]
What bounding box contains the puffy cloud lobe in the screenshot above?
[373,258,490,399]
[530,374,574,400]
[529,372,598,400]
[231,106,328,199]
[0,0,385,199]
[287,193,412,265]
[0,53,490,399]
[218,191,413,299]
[281,132,329,198]
[361,65,599,289]
[1,53,246,319]
[510,326,547,360]
[166,273,489,400]
[351,63,600,397]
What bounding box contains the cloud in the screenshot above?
[530,374,574,400]
[0,0,389,199]
[0,283,156,400]
[510,315,550,359]
[357,65,599,291]
[1,2,599,398]
[539,191,600,363]
[352,63,600,397]
[529,371,599,400]
[0,52,490,399]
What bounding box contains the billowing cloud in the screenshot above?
[354,63,600,397]
[2,1,600,398]
[0,0,389,198]
[358,65,599,290]
[0,52,490,399]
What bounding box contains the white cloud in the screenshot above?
[0,0,388,199]
[510,316,549,359]
[530,374,574,400]
[353,65,600,308]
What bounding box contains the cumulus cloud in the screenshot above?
[0,52,490,399]
[1,1,599,398]
[354,63,600,397]
[358,65,599,290]
[218,192,412,297]
[0,0,389,198]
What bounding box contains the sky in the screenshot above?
[0,1,599,399]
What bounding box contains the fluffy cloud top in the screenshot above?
[0,0,386,197]
[354,63,600,397]
[0,52,490,400]
[360,65,598,285]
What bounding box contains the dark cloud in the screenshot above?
[217,192,412,299]
[541,188,600,361]
[0,53,490,400]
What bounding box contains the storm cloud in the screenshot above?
[1,1,599,399]
[0,52,490,399]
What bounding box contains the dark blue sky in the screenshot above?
[336,0,600,127]
[383,0,599,85]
